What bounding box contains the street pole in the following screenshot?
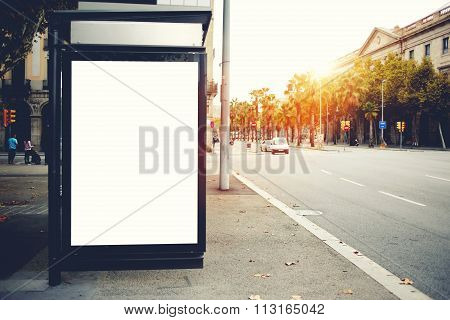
[326,103,329,145]
[381,80,385,146]
[219,0,230,191]
[319,79,322,136]
[256,98,261,154]
[400,130,403,149]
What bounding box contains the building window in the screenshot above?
[443,37,449,54]
[425,44,431,56]
[409,50,414,59]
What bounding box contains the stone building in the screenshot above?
[332,3,450,147]
[0,0,217,151]
[334,4,450,76]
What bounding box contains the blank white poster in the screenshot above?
[70,61,198,246]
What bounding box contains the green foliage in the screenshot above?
[0,0,77,78]
[231,53,449,145]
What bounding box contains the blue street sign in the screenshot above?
[379,121,387,130]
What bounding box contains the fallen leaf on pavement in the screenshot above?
[266,205,271,208]
[249,295,261,300]
[249,259,255,263]
[239,210,246,213]
[285,262,296,266]
[400,278,414,285]
[254,273,271,279]
[343,289,353,295]
[290,295,302,300]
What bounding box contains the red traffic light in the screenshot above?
[2,109,9,128]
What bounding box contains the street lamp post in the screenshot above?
[256,99,261,154]
[381,79,386,146]
[326,103,329,145]
[219,0,231,190]
[319,79,322,136]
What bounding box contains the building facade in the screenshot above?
[334,5,450,76]
[332,4,450,147]
[0,0,217,151]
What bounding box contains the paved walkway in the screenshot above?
[0,165,397,299]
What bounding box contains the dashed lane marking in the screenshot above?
[233,171,431,300]
[340,178,365,187]
[378,191,427,207]
[425,175,450,183]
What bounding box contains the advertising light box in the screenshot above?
[70,61,199,246]
[48,9,210,285]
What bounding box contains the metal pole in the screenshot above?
[319,80,322,135]
[326,103,329,145]
[48,24,62,286]
[400,130,403,149]
[381,80,385,144]
[219,0,230,191]
[256,98,261,154]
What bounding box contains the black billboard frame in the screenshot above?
[48,11,208,286]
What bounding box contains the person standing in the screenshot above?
[212,135,219,153]
[24,139,33,165]
[7,134,18,165]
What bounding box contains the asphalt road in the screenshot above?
[230,142,450,299]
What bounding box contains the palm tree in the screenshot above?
[249,88,269,141]
[280,100,296,143]
[230,98,238,139]
[285,74,309,146]
[361,102,379,144]
[261,93,277,139]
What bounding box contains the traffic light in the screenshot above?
[9,109,16,124]
[401,121,406,133]
[396,121,406,132]
[2,109,9,128]
[396,122,401,131]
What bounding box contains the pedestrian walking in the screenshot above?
[24,139,33,165]
[7,134,18,165]
[212,135,219,153]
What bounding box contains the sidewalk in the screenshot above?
[296,144,448,152]
[0,169,397,299]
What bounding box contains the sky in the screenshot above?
[212,0,449,103]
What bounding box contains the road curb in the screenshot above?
[232,171,432,300]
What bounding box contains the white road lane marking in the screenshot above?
[378,191,427,207]
[426,175,450,182]
[232,171,430,300]
[340,178,365,187]
[321,169,332,175]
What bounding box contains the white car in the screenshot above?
[260,140,271,152]
[269,137,289,154]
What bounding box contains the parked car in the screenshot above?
[269,137,289,154]
[260,140,272,152]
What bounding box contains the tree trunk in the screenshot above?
[438,122,447,149]
[357,115,364,144]
[310,112,315,147]
[412,111,421,146]
[297,108,302,146]
[369,119,373,143]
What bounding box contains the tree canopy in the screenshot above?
[0,0,76,78]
